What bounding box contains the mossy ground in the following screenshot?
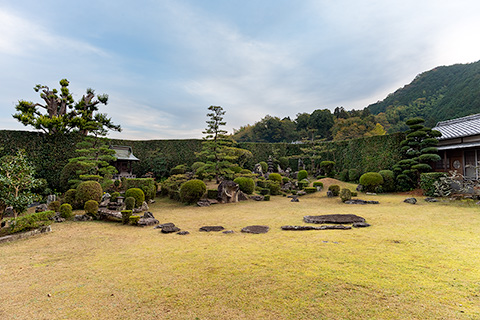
[1,184,479,319]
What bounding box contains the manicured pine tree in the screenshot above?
[393,117,441,190]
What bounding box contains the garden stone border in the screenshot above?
[0,225,52,244]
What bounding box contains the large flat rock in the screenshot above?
[304,214,365,224]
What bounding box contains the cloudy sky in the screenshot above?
[1,0,480,140]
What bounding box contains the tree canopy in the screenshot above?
[13,79,121,136]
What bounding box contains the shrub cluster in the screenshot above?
[125,178,156,201]
[121,210,132,224]
[268,173,282,183]
[76,181,103,206]
[234,177,255,194]
[179,179,207,204]
[378,170,395,192]
[313,181,324,189]
[339,188,352,202]
[47,201,61,212]
[420,172,448,196]
[9,211,54,234]
[328,185,340,196]
[359,172,384,192]
[125,197,136,210]
[125,188,145,208]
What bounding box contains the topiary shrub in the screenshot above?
[170,164,187,175]
[110,191,120,202]
[76,181,103,207]
[359,172,384,192]
[47,200,61,212]
[59,203,73,219]
[84,200,99,218]
[179,179,207,204]
[125,197,136,210]
[348,169,360,182]
[282,177,290,184]
[259,188,270,195]
[234,177,255,194]
[259,161,268,173]
[268,173,282,183]
[339,188,352,202]
[304,187,316,194]
[313,181,324,190]
[263,195,270,201]
[351,191,358,197]
[378,170,395,192]
[191,162,205,172]
[207,189,218,199]
[125,188,145,208]
[420,172,448,196]
[121,210,132,224]
[269,182,281,195]
[297,179,309,189]
[129,215,141,225]
[328,185,340,196]
[256,180,268,188]
[297,170,308,181]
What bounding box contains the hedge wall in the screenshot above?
[0,130,404,190]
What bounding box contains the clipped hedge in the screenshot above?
[359,172,384,192]
[9,211,55,234]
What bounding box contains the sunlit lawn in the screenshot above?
[1,185,480,319]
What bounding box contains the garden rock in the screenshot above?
[197,200,211,207]
[35,204,48,213]
[281,182,294,192]
[138,212,159,227]
[199,226,225,232]
[4,206,14,217]
[289,195,299,202]
[161,223,180,233]
[304,214,366,224]
[97,209,122,222]
[353,222,371,228]
[101,193,111,203]
[253,163,263,176]
[140,201,149,211]
[217,180,240,203]
[249,195,264,201]
[238,191,249,201]
[356,184,364,192]
[74,214,93,221]
[241,225,269,234]
[52,213,65,223]
[344,199,379,205]
[177,231,190,235]
[424,197,439,202]
[326,190,334,198]
[404,197,417,204]
[223,230,234,234]
[297,190,307,196]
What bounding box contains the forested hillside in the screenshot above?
[367,60,480,130]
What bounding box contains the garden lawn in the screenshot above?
[1,190,479,319]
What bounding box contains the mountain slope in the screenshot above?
[366,60,480,129]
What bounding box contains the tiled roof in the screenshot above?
[110,145,139,161]
[433,114,480,140]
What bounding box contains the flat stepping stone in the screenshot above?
[404,197,417,204]
[344,199,379,204]
[241,225,269,234]
[281,225,351,231]
[199,226,225,232]
[353,222,371,228]
[222,230,234,234]
[304,214,365,224]
[177,231,190,235]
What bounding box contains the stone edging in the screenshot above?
[0,225,52,244]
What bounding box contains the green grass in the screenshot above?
[1,190,480,319]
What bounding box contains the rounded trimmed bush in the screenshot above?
[125,188,145,208]
[359,172,384,192]
[378,170,395,192]
[231,166,243,174]
[59,203,73,219]
[179,179,207,204]
[259,161,268,173]
[47,200,61,212]
[297,170,308,181]
[282,177,290,184]
[84,200,99,217]
[234,177,255,194]
[313,181,324,189]
[268,173,282,183]
[328,185,340,196]
[76,181,103,206]
[110,191,120,202]
[125,196,136,210]
[269,182,281,195]
[339,188,352,202]
[304,187,316,194]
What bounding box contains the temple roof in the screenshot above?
[110,145,139,161]
[433,114,480,140]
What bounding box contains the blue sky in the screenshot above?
[1,0,480,140]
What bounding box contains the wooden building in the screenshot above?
[433,114,480,178]
[110,145,139,179]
